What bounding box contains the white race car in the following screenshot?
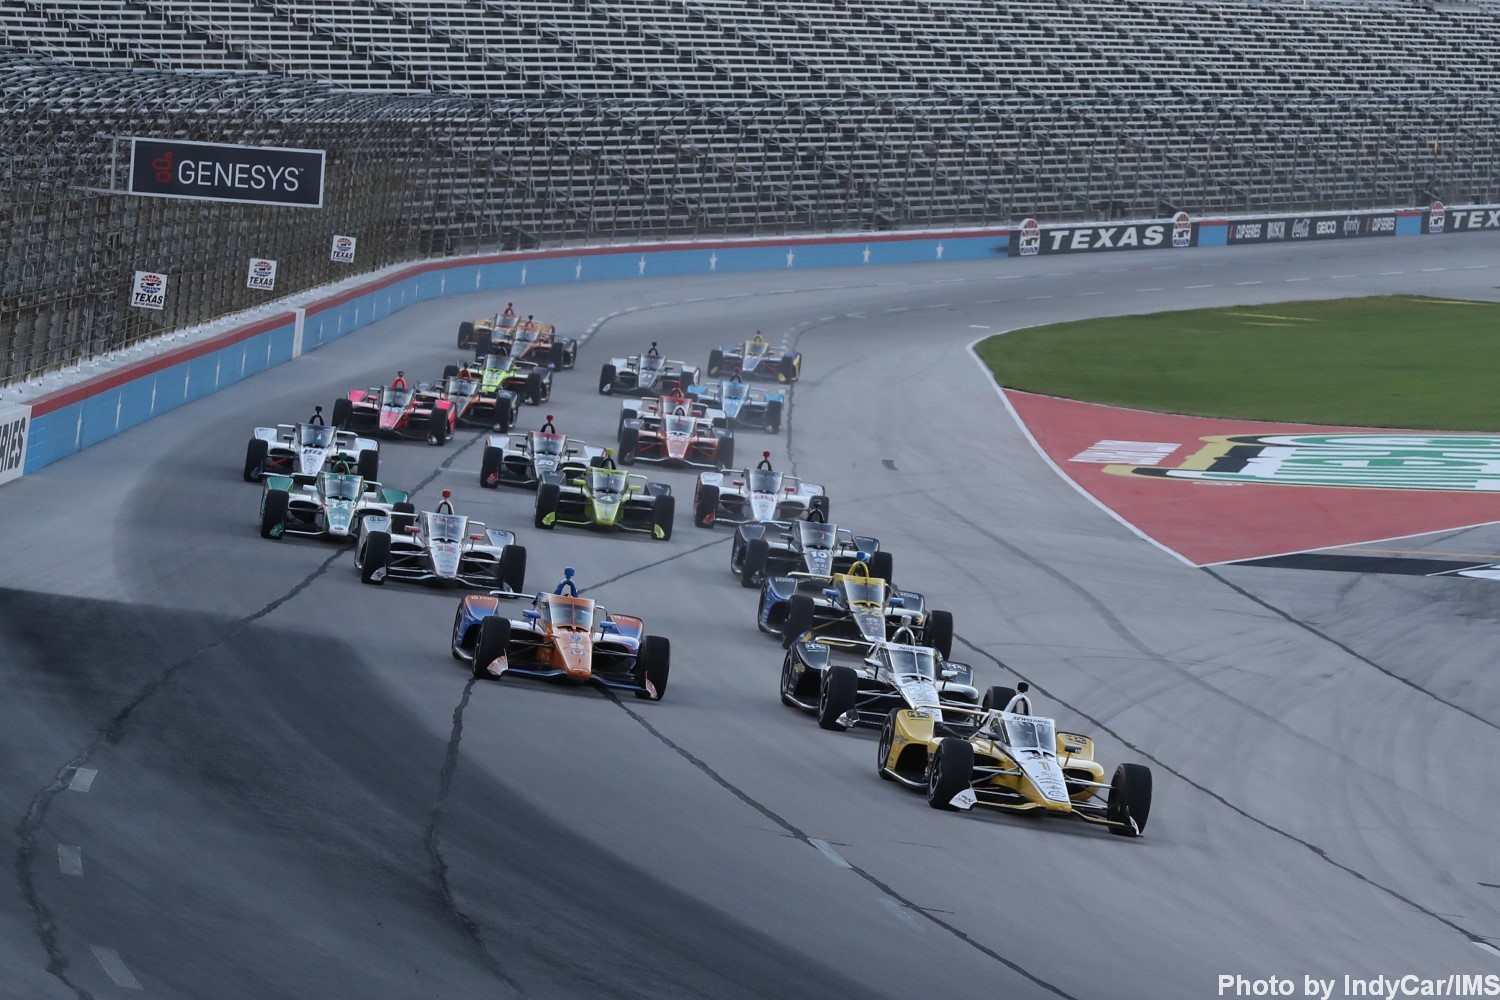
[259,471,410,542]
[356,493,527,591]
[244,416,378,482]
[480,418,606,489]
[693,453,827,528]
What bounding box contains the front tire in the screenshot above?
[259,488,289,539]
[782,593,814,648]
[243,438,269,482]
[619,426,639,465]
[359,531,391,585]
[599,363,616,395]
[1107,763,1153,837]
[816,665,858,731]
[926,738,974,810]
[497,544,526,593]
[535,482,560,530]
[877,709,900,781]
[653,494,675,541]
[740,536,769,588]
[480,446,504,488]
[473,616,509,679]
[427,407,448,446]
[694,483,720,528]
[633,635,670,700]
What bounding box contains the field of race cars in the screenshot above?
[5,239,1500,1000]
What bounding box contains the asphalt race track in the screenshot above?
[5,232,1500,999]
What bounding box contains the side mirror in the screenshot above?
[1063,743,1083,755]
[941,667,960,679]
[822,588,838,599]
[889,596,904,608]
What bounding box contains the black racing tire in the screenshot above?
[808,494,830,522]
[535,482,559,530]
[740,536,769,589]
[391,501,416,536]
[927,738,974,810]
[868,549,893,583]
[331,397,353,429]
[498,544,526,593]
[694,483,720,528]
[679,368,695,390]
[356,448,379,482]
[550,342,566,370]
[359,530,391,585]
[619,426,639,466]
[981,685,1017,713]
[877,708,901,781]
[1108,763,1153,837]
[480,445,504,489]
[633,634,670,701]
[243,438,269,482]
[427,406,448,446]
[717,435,734,471]
[472,615,509,679]
[259,488,289,539]
[816,664,858,731]
[443,363,460,380]
[451,605,468,662]
[782,593,815,648]
[781,353,801,382]
[492,395,514,433]
[525,371,544,405]
[779,652,798,707]
[707,348,723,377]
[588,455,609,468]
[653,494,675,541]
[599,363,616,395]
[458,321,474,349]
[925,609,954,660]
[765,399,783,433]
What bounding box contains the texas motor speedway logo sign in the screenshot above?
[1011,213,1195,256]
[1105,433,1500,492]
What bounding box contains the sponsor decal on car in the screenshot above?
[1105,433,1500,491]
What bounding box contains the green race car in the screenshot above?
[534,465,675,540]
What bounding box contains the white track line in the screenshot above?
[57,844,83,876]
[879,898,925,932]
[1477,941,1500,961]
[67,768,97,792]
[91,946,142,990]
[808,838,851,869]
[966,335,1194,567]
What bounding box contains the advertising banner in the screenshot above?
[130,270,168,310]
[330,234,357,263]
[1009,214,1196,256]
[246,258,278,291]
[128,137,325,208]
[0,403,31,486]
[1226,212,1396,244]
[1427,203,1500,233]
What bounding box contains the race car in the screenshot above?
[707,334,801,383]
[535,465,675,540]
[243,414,379,483]
[618,403,735,470]
[778,631,979,731]
[599,343,699,397]
[878,693,1154,837]
[453,568,669,700]
[730,516,886,588]
[258,470,410,542]
[688,378,785,432]
[457,309,516,350]
[434,371,517,433]
[356,492,527,590]
[483,315,578,370]
[692,453,826,528]
[332,384,455,445]
[617,390,725,439]
[480,416,606,489]
[473,353,551,406]
[760,561,953,656]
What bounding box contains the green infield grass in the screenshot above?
[976,295,1500,430]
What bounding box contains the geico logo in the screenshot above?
[177,160,302,192]
[1455,209,1500,229]
[1369,217,1395,232]
[0,416,27,471]
[1234,224,1262,239]
[1316,220,1337,234]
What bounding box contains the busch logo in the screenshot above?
[130,270,167,310]
[1172,211,1192,248]
[1292,218,1311,239]
[1267,220,1285,240]
[1018,217,1041,256]
[1429,200,1446,233]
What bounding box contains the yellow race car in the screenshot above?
[877,691,1153,837]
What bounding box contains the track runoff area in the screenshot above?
[3,234,1500,1000]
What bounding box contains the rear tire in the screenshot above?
[925,609,954,660]
[243,438,269,482]
[473,616,509,678]
[390,501,416,536]
[259,489,289,539]
[694,483,720,527]
[765,399,783,433]
[717,435,734,470]
[981,685,1017,712]
[653,494,675,541]
[535,483,559,530]
[331,397,353,429]
[497,544,526,593]
[868,549,893,583]
[525,371,544,405]
[357,448,379,482]
[782,593,814,648]
[707,348,723,376]
[599,363,616,395]
[458,321,474,349]
[359,531,391,585]
[927,738,974,810]
[443,363,460,380]
[740,536,769,588]
[427,407,448,446]
[480,446,504,488]
[808,494,830,522]
[633,635,670,700]
[492,395,514,433]
[1107,763,1153,837]
[817,665,858,731]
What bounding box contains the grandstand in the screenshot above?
[3,0,1500,383]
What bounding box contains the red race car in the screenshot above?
[619,394,735,469]
[332,382,456,445]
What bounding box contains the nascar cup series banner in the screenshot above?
[1010,212,1196,256]
[0,403,30,488]
[128,137,325,208]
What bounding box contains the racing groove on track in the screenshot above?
[4,233,1500,998]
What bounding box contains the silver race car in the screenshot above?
[599,343,700,397]
[258,471,410,542]
[244,415,379,482]
[779,633,979,731]
[693,453,827,528]
[480,418,606,489]
[688,378,785,432]
[356,493,527,590]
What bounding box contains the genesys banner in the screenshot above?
[1225,212,1397,244]
[1426,202,1500,234]
[128,137,325,208]
[1010,213,1195,256]
[0,403,31,487]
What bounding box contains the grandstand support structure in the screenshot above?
[2,43,1499,385]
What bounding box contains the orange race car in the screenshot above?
[450,568,670,700]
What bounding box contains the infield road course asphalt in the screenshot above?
[3,231,1500,999]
